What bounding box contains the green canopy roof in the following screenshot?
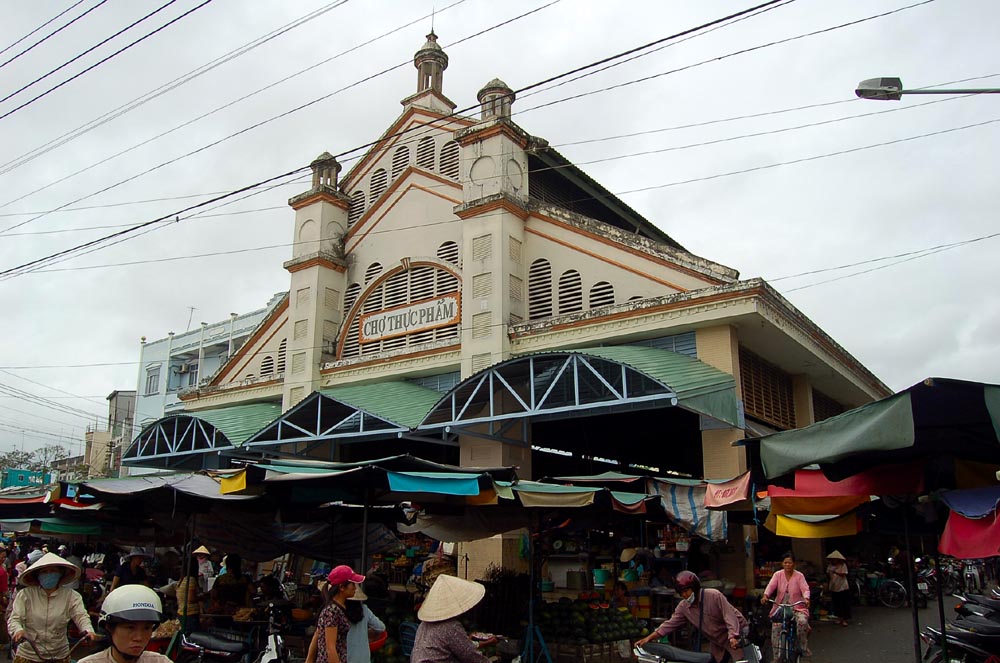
[192,402,283,446]
[569,345,739,426]
[320,381,443,429]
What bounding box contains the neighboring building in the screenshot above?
[1,468,52,489]
[123,34,890,580]
[135,295,285,429]
[51,454,86,482]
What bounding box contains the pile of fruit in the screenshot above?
[536,596,648,644]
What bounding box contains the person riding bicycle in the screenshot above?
[7,552,97,663]
[636,571,748,663]
[78,585,169,663]
[761,554,811,658]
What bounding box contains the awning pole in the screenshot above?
[360,485,370,574]
[903,512,920,663]
[934,535,948,662]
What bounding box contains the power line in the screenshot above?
[1,0,179,103]
[0,0,217,122]
[0,0,931,275]
[0,0,361,178]
[0,0,102,65]
[0,368,111,409]
[0,0,541,234]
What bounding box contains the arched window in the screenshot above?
[437,241,459,265]
[365,262,383,285]
[276,339,287,373]
[558,270,583,314]
[344,283,361,315]
[338,264,461,360]
[528,259,553,320]
[260,355,275,376]
[348,191,365,229]
[589,281,615,308]
[440,141,459,181]
[391,145,410,180]
[369,168,388,202]
[416,137,436,170]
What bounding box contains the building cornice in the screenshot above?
[283,251,347,274]
[288,186,350,210]
[454,118,531,149]
[454,193,530,220]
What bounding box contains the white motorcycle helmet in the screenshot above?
[99,585,163,628]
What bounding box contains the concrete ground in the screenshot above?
[807,603,944,663]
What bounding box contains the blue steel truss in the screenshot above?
[122,416,233,467]
[419,353,678,432]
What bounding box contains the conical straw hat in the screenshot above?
[417,574,486,622]
[826,550,846,560]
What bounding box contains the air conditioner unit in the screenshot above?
[176,365,190,374]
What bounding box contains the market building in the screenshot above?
[123,33,890,585]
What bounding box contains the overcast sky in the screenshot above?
[1,0,997,457]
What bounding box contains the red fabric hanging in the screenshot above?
[939,511,1000,559]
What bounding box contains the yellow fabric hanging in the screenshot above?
[764,512,859,538]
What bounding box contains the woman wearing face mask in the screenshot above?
[635,571,747,663]
[7,552,96,663]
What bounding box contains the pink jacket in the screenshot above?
[763,570,810,617]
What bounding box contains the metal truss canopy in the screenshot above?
[419,353,678,431]
[123,416,234,467]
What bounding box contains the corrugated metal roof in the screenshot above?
[191,402,282,445]
[568,345,739,426]
[320,381,443,429]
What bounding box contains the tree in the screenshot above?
[0,444,70,473]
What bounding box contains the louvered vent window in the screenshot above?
[472,353,491,373]
[416,137,436,170]
[739,347,796,430]
[365,262,383,284]
[440,141,460,180]
[437,241,459,265]
[338,265,461,359]
[472,273,492,299]
[391,145,410,180]
[472,234,492,262]
[348,191,365,229]
[510,275,523,301]
[343,283,361,314]
[369,168,388,202]
[589,281,615,308]
[276,339,287,373]
[260,356,275,376]
[509,237,522,263]
[558,270,583,314]
[812,389,845,423]
[528,258,552,320]
[472,312,491,339]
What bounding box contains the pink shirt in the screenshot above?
[653,588,748,662]
[763,570,810,616]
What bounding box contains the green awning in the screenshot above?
[569,345,739,426]
[320,381,444,429]
[192,402,283,446]
[0,517,101,535]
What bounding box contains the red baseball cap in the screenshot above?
[327,565,365,585]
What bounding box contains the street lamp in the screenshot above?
[855,77,1000,100]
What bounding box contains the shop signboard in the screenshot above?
[359,292,461,343]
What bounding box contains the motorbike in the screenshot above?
[921,615,1000,662]
[252,603,289,663]
[634,637,762,663]
[953,592,1000,621]
[176,631,249,663]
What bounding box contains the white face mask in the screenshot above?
[683,591,696,605]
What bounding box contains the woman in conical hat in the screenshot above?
[9,552,96,662]
[411,574,490,663]
[826,550,851,626]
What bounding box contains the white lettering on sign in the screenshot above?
[359,293,461,343]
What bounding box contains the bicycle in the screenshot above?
[14,634,94,663]
[766,599,807,663]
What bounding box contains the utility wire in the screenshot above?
[0,0,179,103]
[0,0,926,274]
[0,368,112,409]
[0,0,216,122]
[0,0,361,177]
[0,0,96,63]
[0,0,545,233]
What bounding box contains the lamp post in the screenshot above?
[855,77,1000,100]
